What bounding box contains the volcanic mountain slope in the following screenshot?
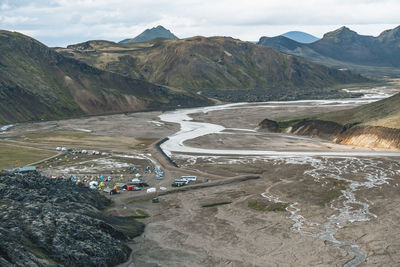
[58,36,367,101]
[258,26,400,77]
[0,30,210,124]
[318,92,400,129]
[119,25,178,43]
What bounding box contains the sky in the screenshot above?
[0,0,399,47]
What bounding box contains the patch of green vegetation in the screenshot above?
[248,200,289,212]
[316,179,349,206]
[202,201,232,208]
[317,92,400,129]
[343,121,361,130]
[0,143,56,169]
[128,198,151,204]
[130,209,149,219]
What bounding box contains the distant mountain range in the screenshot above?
[58,36,367,102]
[0,27,375,124]
[0,30,210,124]
[281,31,319,43]
[119,25,178,44]
[258,26,400,77]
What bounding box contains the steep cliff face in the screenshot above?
[257,119,400,150]
[289,120,344,139]
[333,126,400,150]
[259,92,400,150]
[256,119,280,132]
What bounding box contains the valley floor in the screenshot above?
[1,87,400,266]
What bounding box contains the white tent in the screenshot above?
[89,181,98,189]
[132,178,141,183]
[146,187,156,193]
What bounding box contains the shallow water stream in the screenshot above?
[158,88,400,266]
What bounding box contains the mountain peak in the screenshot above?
[378,25,400,41]
[323,26,358,39]
[119,25,178,44]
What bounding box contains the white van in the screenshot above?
[181,176,197,182]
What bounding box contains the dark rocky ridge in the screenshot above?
[289,120,345,139]
[258,25,400,77]
[0,171,144,266]
[256,119,280,132]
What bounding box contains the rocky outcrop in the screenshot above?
[256,119,280,132]
[289,120,344,139]
[279,119,400,150]
[0,171,144,267]
[334,126,400,150]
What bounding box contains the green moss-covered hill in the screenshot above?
[58,36,367,99]
[119,25,178,44]
[0,30,211,124]
[319,92,400,129]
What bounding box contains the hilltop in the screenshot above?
[58,36,368,102]
[119,25,178,43]
[0,30,210,124]
[258,26,400,77]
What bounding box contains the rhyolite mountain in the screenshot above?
[258,26,400,77]
[281,31,319,43]
[58,36,368,102]
[119,25,178,43]
[0,30,210,124]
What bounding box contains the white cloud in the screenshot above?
[0,0,399,46]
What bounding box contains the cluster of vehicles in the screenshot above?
[70,174,112,184]
[48,158,166,195]
[55,147,111,156]
[172,176,197,187]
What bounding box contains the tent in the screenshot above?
[146,187,156,193]
[132,178,141,183]
[89,181,98,189]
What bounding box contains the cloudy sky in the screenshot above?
[0,0,399,47]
